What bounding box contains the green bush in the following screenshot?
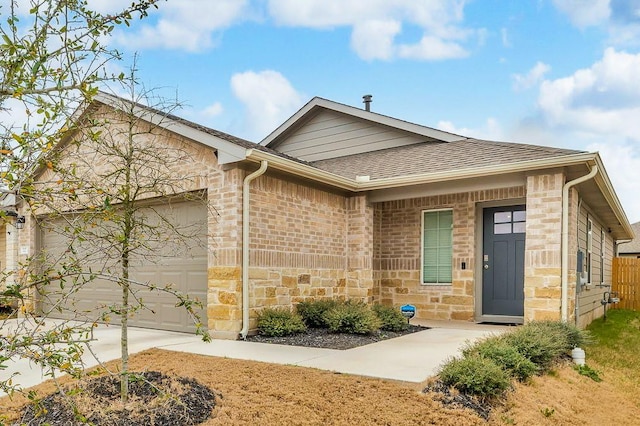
[463,337,538,381]
[296,299,339,328]
[323,301,381,334]
[372,304,409,332]
[438,355,511,400]
[524,320,591,350]
[500,323,571,372]
[257,307,307,337]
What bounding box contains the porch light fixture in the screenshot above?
[15,215,25,230]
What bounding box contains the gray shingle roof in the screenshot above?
[310,138,584,180]
[618,222,640,254]
[94,91,314,165]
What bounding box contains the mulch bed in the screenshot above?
[16,371,216,425]
[13,325,432,424]
[246,324,429,350]
[423,380,492,420]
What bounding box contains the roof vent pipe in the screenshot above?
[363,94,372,111]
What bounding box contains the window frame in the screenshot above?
[420,208,453,286]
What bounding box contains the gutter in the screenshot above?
[239,160,268,339]
[246,149,597,192]
[562,165,598,323]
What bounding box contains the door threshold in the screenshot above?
[476,314,523,325]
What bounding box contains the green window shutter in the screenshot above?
[422,210,453,284]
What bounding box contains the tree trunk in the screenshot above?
[120,251,130,405]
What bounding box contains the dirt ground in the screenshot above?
[2,349,639,425]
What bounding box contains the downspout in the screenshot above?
[240,160,268,339]
[574,198,583,326]
[562,165,598,323]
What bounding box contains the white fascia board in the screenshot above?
[246,149,357,190]
[591,154,634,239]
[357,152,597,190]
[95,93,248,165]
[259,97,320,147]
[220,145,634,240]
[246,150,599,194]
[260,97,465,148]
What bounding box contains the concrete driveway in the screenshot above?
[1,318,506,396]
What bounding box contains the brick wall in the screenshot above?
[523,172,564,322]
[374,187,526,321]
[236,174,351,332]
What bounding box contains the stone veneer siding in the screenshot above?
[206,173,363,334]
[374,186,527,321]
[523,172,564,322]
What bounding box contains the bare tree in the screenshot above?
[21,72,213,405]
[1,2,215,410]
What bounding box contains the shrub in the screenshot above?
[323,301,381,334]
[463,337,538,381]
[438,355,511,400]
[296,299,339,328]
[257,307,307,337]
[524,320,591,350]
[373,304,409,332]
[500,323,570,372]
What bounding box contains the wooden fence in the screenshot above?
[612,257,640,310]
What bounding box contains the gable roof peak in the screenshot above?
[260,96,466,149]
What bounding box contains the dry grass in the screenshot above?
[1,349,484,425]
[3,311,640,425]
[488,361,640,425]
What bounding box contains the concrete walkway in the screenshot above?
[1,319,506,396]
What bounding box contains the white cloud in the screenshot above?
[202,102,224,117]
[230,70,305,139]
[537,48,640,138]
[437,117,503,141]
[552,0,611,27]
[0,98,31,132]
[350,20,402,61]
[114,0,249,52]
[398,35,468,60]
[267,0,477,61]
[552,0,640,46]
[514,47,640,222]
[512,62,551,91]
[588,141,640,223]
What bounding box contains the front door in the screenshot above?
[482,205,526,317]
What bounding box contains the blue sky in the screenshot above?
[25,1,640,222]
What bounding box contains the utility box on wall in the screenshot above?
[576,249,588,287]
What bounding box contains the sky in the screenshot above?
[12,0,640,223]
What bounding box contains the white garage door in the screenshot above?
[38,200,208,333]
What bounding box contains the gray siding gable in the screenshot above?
[261,97,464,162]
[272,109,432,161]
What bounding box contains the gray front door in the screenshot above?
[482,205,526,317]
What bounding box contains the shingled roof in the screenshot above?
[93,92,313,166]
[618,222,640,254]
[310,138,584,180]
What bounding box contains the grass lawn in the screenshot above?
[2,311,640,425]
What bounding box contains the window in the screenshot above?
[422,209,453,284]
[587,219,593,284]
[493,210,526,234]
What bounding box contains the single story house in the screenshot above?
[4,93,633,338]
[617,222,640,257]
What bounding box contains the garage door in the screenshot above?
[37,200,208,333]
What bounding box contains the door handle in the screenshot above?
[484,264,489,269]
